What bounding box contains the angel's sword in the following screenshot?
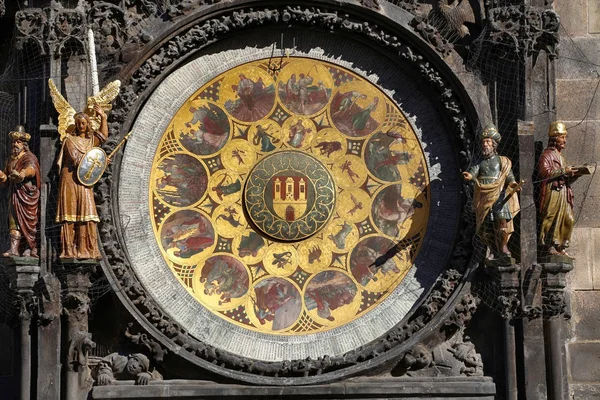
[88,28,100,96]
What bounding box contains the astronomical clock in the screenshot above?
[113,9,475,384]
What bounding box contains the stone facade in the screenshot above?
[553,1,600,398]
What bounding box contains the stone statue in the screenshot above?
[463,124,520,259]
[0,126,40,257]
[537,121,591,257]
[48,79,120,259]
[96,353,162,386]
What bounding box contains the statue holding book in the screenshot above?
[537,121,593,258]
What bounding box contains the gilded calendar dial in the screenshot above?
[149,57,430,335]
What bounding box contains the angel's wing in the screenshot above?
[85,80,121,131]
[48,79,76,142]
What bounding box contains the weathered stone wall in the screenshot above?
[554,1,600,398]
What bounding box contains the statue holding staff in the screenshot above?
[0,126,40,257]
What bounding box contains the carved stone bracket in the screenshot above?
[61,268,92,327]
[0,259,40,321]
[486,261,521,319]
[487,5,560,59]
[540,262,573,318]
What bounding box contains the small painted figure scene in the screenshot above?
[350,237,402,288]
[286,118,313,149]
[179,102,230,155]
[537,121,592,258]
[304,271,358,323]
[277,61,333,115]
[199,255,249,307]
[372,184,423,238]
[155,154,208,207]
[463,125,521,260]
[327,220,355,251]
[237,231,265,259]
[250,277,302,331]
[0,126,41,257]
[365,129,415,182]
[224,72,276,122]
[331,88,381,137]
[49,79,121,259]
[313,139,343,160]
[160,210,214,260]
[209,171,242,202]
[251,123,280,152]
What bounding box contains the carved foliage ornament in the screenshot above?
[487,5,560,59]
[96,5,476,379]
[14,1,153,57]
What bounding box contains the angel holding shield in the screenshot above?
[49,79,120,259]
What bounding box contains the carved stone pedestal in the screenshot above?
[1,257,40,400]
[485,260,520,320]
[59,260,98,400]
[541,261,573,400]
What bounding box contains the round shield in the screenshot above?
[77,147,108,186]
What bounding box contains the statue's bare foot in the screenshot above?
[548,246,560,255]
[2,250,19,257]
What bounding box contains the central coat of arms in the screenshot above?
[245,151,335,241]
[271,175,308,221]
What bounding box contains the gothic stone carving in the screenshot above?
[15,8,48,53]
[395,326,483,377]
[541,262,573,317]
[68,331,96,372]
[95,4,477,380]
[14,2,154,62]
[489,263,521,320]
[95,352,162,386]
[125,323,168,364]
[487,5,560,59]
[361,0,381,10]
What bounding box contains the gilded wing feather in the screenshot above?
[85,80,121,131]
[48,79,76,142]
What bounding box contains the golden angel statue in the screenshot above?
[48,78,120,259]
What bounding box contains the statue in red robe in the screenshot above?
[0,126,41,257]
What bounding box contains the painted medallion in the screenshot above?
[149,57,430,336]
[245,151,336,241]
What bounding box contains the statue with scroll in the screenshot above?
[537,121,593,257]
[48,79,121,259]
[0,126,40,257]
[463,125,521,260]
